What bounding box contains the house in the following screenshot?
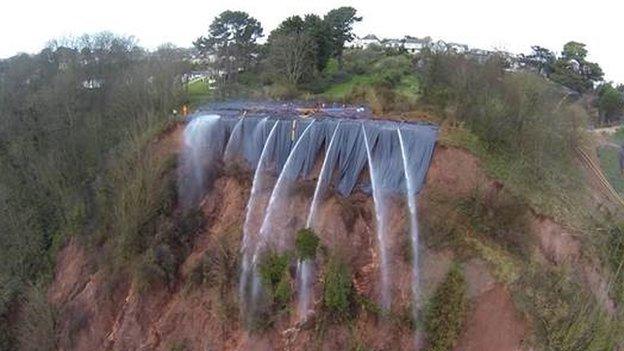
[447,42,469,54]
[347,34,381,49]
[430,40,449,53]
[383,38,403,49]
[403,36,429,54]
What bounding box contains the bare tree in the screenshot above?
[268,32,316,85]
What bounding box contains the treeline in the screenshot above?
[0,33,187,348]
[193,7,362,94]
[193,8,623,125]
[519,43,624,124]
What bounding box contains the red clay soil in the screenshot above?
[45,135,551,350]
[425,145,486,199]
[455,285,526,351]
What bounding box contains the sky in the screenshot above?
[2,0,624,82]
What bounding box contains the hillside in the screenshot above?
[3,13,624,351]
[36,111,622,350]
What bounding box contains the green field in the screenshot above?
[187,79,212,107]
[598,128,624,194]
[322,73,421,101]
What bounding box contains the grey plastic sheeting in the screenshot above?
[181,111,438,204]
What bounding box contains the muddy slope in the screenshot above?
[49,136,540,350]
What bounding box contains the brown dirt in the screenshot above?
[47,237,91,306]
[455,285,526,351]
[532,215,581,265]
[425,145,486,199]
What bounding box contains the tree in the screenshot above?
[519,46,556,76]
[561,41,588,62]
[324,7,362,68]
[267,30,316,85]
[550,41,603,93]
[193,11,263,88]
[267,16,315,85]
[597,83,624,124]
[302,14,333,72]
[0,33,187,348]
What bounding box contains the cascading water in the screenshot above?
[239,119,278,311]
[362,123,391,310]
[179,114,224,208]
[223,117,244,161]
[250,121,316,306]
[295,260,313,319]
[297,122,341,320]
[180,103,437,326]
[306,122,341,228]
[398,128,421,315]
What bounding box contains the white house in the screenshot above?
[403,37,429,53]
[347,34,381,49]
[447,43,469,54]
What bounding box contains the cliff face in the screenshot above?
[45,125,611,351]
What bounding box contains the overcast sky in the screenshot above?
[2,0,623,82]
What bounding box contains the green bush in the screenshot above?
[323,256,353,319]
[370,55,412,88]
[258,251,291,291]
[421,50,588,224]
[274,271,293,308]
[256,250,293,313]
[424,264,467,351]
[295,228,320,260]
[342,46,386,75]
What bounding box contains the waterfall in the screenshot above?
[294,122,341,320]
[250,121,316,306]
[362,123,391,310]
[398,128,421,317]
[254,121,316,255]
[295,259,313,319]
[306,122,341,228]
[223,117,243,161]
[180,105,438,324]
[239,119,278,310]
[179,114,223,208]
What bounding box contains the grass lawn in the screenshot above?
[322,74,376,100]
[322,73,421,101]
[187,79,212,107]
[598,147,624,196]
[596,127,624,195]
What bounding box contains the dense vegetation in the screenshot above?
[0,33,188,348]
